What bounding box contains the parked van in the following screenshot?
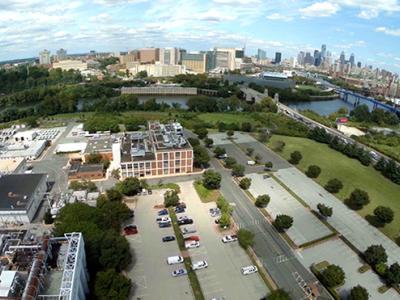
[167,255,184,265]
[247,160,256,166]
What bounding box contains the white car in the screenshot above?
[192,260,208,270]
[178,215,190,221]
[241,265,258,275]
[185,241,200,249]
[172,268,188,277]
[247,160,256,166]
[222,234,238,243]
[156,216,171,223]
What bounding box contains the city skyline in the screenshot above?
[1,0,400,72]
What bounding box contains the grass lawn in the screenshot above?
[268,135,400,240]
[296,84,322,92]
[197,113,260,126]
[194,181,221,203]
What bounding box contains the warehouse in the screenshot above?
[0,173,47,223]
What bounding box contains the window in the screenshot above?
[163,153,168,160]
[176,152,181,158]
[175,168,180,173]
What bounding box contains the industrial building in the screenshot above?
[68,161,104,181]
[0,230,88,300]
[83,137,114,162]
[113,121,193,179]
[0,173,47,223]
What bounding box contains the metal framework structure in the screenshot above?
[59,232,86,300]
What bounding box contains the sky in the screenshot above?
[1,0,400,73]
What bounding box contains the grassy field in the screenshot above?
[197,112,260,126]
[268,135,400,240]
[296,84,322,92]
[194,181,221,203]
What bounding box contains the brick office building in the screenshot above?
[113,121,193,179]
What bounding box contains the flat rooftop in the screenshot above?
[85,137,113,154]
[0,174,46,211]
[0,158,24,173]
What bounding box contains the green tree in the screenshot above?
[387,263,400,286]
[194,127,208,139]
[239,177,252,190]
[321,264,345,288]
[255,194,270,208]
[254,154,261,164]
[106,188,123,202]
[237,228,255,249]
[273,215,293,232]
[373,206,394,225]
[264,161,273,170]
[216,196,233,215]
[227,130,234,138]
[289,151,302,165]
[99,230,132,271]
[347,285,369,300]
[306,165,321,178]
[266,289,291,300]
[44,209,53,224]
[94,269,132,300]
[213,146,226,157]
[246,147,254,156]
[224,157,237,169]
[164,190,180,207]
[204,137,214,148]
[364,245,387,266]
[116,177,141,196]
[345,189,370,210]
[231,164,245,177]
[137,70,148,78]
[86,153,103,164]
[193,145,210,167]
[317,203,333,218]
[98,201,131,231]
[202,170,222,189]
[188,137,200,146]
[241,122,253,132]
[258,130,270,143]
[324,178,343,193]
[219,212,231,228]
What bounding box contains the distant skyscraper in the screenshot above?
[321,44,327,59]
[257,49,266,61]
[39,50,51,65]
[340,51,346,65]
[274,52,282,64]
[56,48,67,61]
[349,53,355,67]
[304,52,313,65]
[357,61,362,68]
[314,50,321,66]
[297,51,305,65]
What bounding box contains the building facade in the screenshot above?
[139,48,160,64]
[56,48,67,61]
[39,50,51,65]
[114,122,193,179]
[181,53,206,73]
[52,60,88,71]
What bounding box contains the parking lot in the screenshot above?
[208,132,258,146]
[275,167,400,264]
[178,181,267,300]
[298,239,399,299]
[125,192,193,300]
[247,173,333,246]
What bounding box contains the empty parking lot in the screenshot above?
[125,192,193,300]
[247,173,333,246]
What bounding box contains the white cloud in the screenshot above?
[89,12,112,23]
[93,0,147,5]
[266,13,293,21]
[196,10,236,22]
[375,26,400,37]
[299,2,340,18]
[213,0,261,5]
[332,0,400,18]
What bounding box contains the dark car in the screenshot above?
[128,209,135,218]
[178,219,193,226]
[159,222,172,228]
[123,224,138,235]
[158,209,168,216]
[162,236,176,242]
[148,189,153,195]
[176,202,186,209]
[214,218,220,224]
[175,206,185,213]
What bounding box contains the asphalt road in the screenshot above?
[210,157,332,300]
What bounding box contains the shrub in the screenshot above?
[237,228,254,249]
[306,165,321,178]
[345,189,370,210]
[289,151,302,165]
[324,178,343,193]
[273,215,293,232]
[317,203,333,218]
[363,245,387,266]
[387,263,400,286]
[373,206,394,225]
[255,194,270,208]
[239,177,252,190]
[348,285,369,300]
[231,164,245,177]
[224,157,237,169]
[219,213,231,228]
[264,161,273,170]
[204,137,214,148]
[202,170,222,189]
[321,264,345,288]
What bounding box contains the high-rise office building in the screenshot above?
[321,44,327,60]
[204,50,216,71]
[214,48,243,70]
[56,48,67,61]
[314,50,321,66]
[297,51,305,65]
[357,61,362,68]
[181,53,206,73]
[257,49,266,61]
[340,51,346,65]
[139,48,160,64]
[160,47,180,65]
[349,53,355,67]
[304,52,314,65]
[39,50,51,65]
[274,52,282,64]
